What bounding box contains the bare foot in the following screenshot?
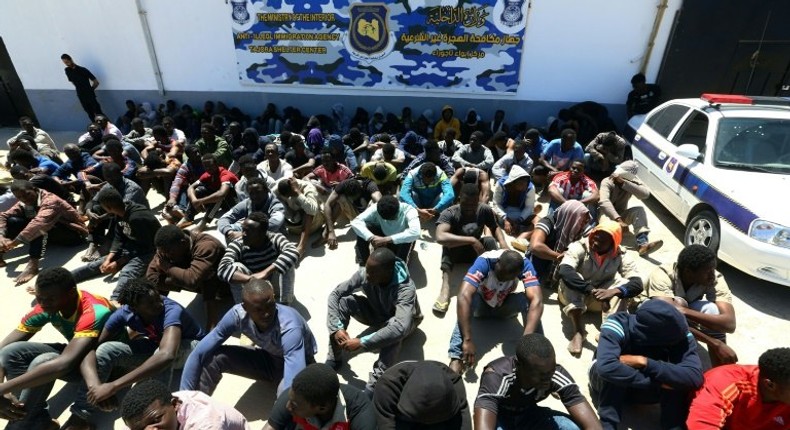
[15,260,39,286]
[568,332,585,356]
[448,358,464,375]
[81,243,101,262]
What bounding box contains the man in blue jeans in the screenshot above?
[0,268,116,430]
[448,249,543,375]
[474,334,602,430]
[71,187,162,301]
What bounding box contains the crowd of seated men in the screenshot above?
[0,96,786,430]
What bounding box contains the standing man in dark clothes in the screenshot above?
[589,299,704,430]
[71,187,162,301]
[474,334,601,430]
[374,360,472,429]
[265,363,377,430]
[61,54,103,121]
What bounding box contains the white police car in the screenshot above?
[626,94,790,286]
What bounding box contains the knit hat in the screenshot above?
[631,299,689,346]
[397,362,462,424]
[613,160,639,181]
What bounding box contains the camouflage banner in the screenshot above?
[231,0,528,93]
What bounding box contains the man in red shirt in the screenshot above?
[547,160,599,215]
[179,153,238,231]
[305,149,353,196]
[687,347,790,429]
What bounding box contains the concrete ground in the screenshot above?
[1,129,789,429]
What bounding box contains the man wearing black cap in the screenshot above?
[589,299,704,430]
[373,360,471,429]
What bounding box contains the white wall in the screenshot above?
[0,0,681,102]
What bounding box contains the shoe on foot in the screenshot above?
[638,240,664,256]
[81,243,101,262]
[432,299,449,314]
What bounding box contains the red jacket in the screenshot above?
[687,364,790,429]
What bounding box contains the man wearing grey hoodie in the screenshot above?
[325,247,422,392]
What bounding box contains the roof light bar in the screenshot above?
[701,94,753,104]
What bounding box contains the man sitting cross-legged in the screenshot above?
[273,177,324,258]
[448,250,544,375]
[474,333,601,430]
[350,195,420,267]
[121,379,250,430]
[326,247,422,393]
[146,225,227,330]
[265,363,376,430]
[433,183,508,315]
[180,278,317,397]
[217,176,285,240]
[77,278,206,412]
[0,180,88,285]
[0,268,116,430]
[179,152,238,231]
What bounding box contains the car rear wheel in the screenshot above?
[685,210,720,252]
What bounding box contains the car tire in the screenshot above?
[684,210,720,252]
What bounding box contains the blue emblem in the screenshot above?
[349,3,389,56]
[500,0,524,27]
[231,0,250,25]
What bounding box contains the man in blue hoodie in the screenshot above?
[589,299,704,430]
[325,247,422,392]
[400,162,455,221]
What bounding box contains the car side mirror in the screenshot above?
[677,143,701,160]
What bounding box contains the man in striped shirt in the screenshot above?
[547,160,599,215]
[474,334,601,429]
[218,211,299,305]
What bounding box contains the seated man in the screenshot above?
[179,152,238,231]
[452,131,494,171]
[136,125,182,195]
[399,162,455,221]
[359,160,398,196]
[584,132,626,177]
[265,363,376,430]
[95,114,124,140]
[0,180,87,285]
[81,161,148,262]
[71,187,161,301]
[350,195,420,266]
[626,72,661,118]
[218,212,299,304]
[523,129,549,166]
[557,221,643,355]
[326,247,422,391]
[9,164,73,204]
[163,144,205,224]
[370,141,406,170]
[491,138,533,182]
[598,160,663,256]
[77,122,106,155]
[448,250,544,375]
[180,278,317,396]
[123,117,153,151]
[548,160,599,213]
[401,140,455,178]
[285,135,316,178]
[52,143,98,188]
[0,268,115,430]
[81,138,137,181]
[304,149,354,196]
[449,164,491,203]
[589,299,704,430]
[525,200,590,282]
[645,245,737,367]
[146,225,227,329]
[235,154,276,201]
[374,360,471,429]
[121,379,250,430]
[5,116,59,161]
[475,334,602,430]
[433,183,508,315]
[258,142,294,181]
[434,105,461,141]
[218,177,284,239]
[273,177,324,257]
[491,165,537,239]
[319,177,382,251]
[78,278,206,410]
[686,347,790,429]
[437,127,463,157]
[194,122,232,168]
[8,148,59,176]
[539,128,584,176]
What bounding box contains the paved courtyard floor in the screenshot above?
[1,129,789,429]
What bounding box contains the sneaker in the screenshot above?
[638,240,664,256]
[365,362,387,393]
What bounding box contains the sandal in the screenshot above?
[432,300,449,314]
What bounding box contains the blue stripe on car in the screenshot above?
[632,135,759,233]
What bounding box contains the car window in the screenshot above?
[645,104,690,139]
[672,111,709,154]
[714,117,790,174]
